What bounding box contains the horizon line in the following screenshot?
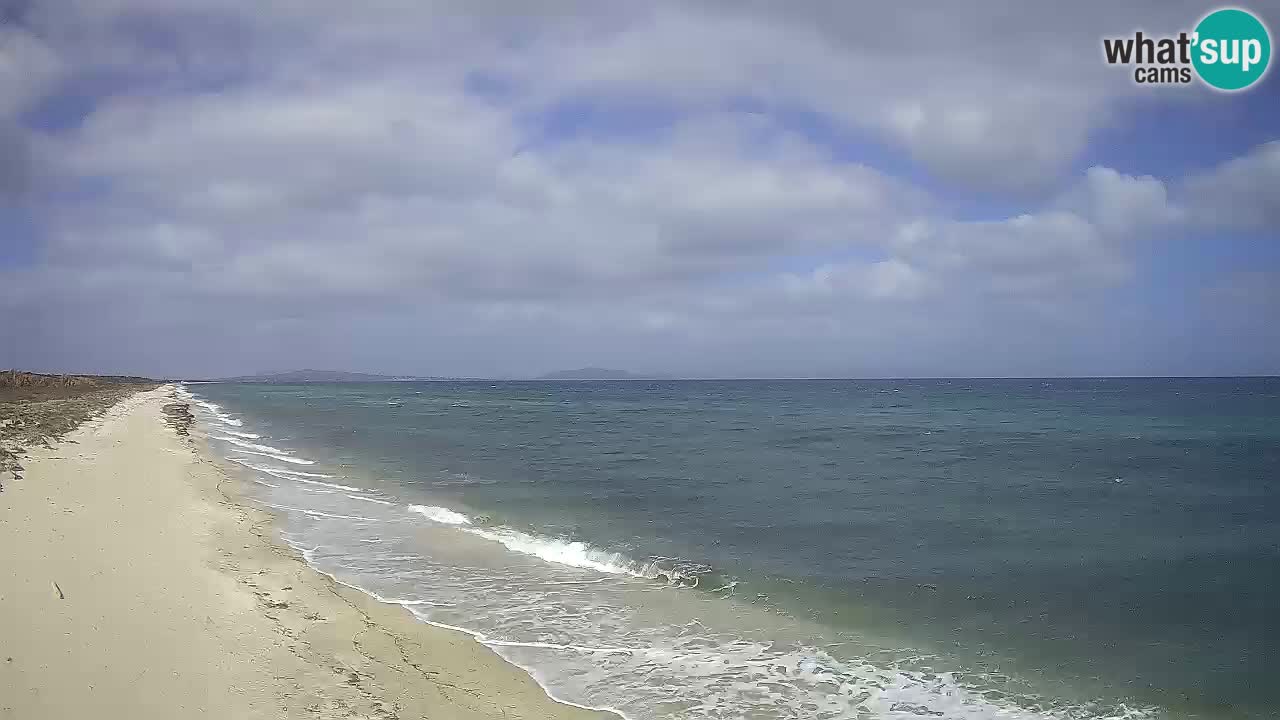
[10,368,1280,382]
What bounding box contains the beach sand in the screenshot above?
[0,386,614,720]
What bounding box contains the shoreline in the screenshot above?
[0,385,617,719]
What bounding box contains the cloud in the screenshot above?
[776,166,1184,310]
[476,1,1219,192]
[1,0,1276,377]
[813,259,932,302]
[44,88,925,305]
[1182,141,1280,231]
[891,211,1130,297]
[25,0,1211,191]
[1056,167,1183,239]
[0,17,63,196]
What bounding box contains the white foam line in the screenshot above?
[482,639,637,654]
[266,468,335,479]
[234,449,316,466]
[227,459,333,479]
[230,458,325,478]
[251,499,383,522]
[228,458,363,492]
[213,435,292,455]
[291,476,364,492]
[407,505,471,525]
[189,396,244,426]
[400,615,630,718]
[543,579,608,586]
[219,429,261,439]
[228,457,276,473]
[345,495,395,506]
[404,505,646,577]
[465,527,639,577]
[366,596,433,606]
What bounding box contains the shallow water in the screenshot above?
[184,379,1280,719]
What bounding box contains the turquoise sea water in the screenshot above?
[185,379,1279,719]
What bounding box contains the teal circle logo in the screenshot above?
[1192,8,1271,91]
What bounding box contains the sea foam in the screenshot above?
[407,505,472,525]
[212,435,292,455]
[404,505,692,580]
[228,458,360,490]
[218,429,261,439]
[467,528,640,576]
[190,398,243,426]
[231,449,316,466]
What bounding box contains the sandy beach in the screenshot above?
[0,386,613,720]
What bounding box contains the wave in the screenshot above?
[211,435,317,466]
[232,449,316,466]
[218,429,261,439]
[467,527,644,576]
[290,476,365,492]
[212,435,292,455]
[272,558,630,719]
[189,398,244,427]
[404,504,719,587]
[635,557,720,588]
[228,458,363,491]
[346,494,396,506]
[252,499,384,520]
[407,505,472,525]
[229,457,303,475]
[185,385,1165,720]
[307,553,1160,720]
[247,465,334,479]
[286,507,1161,720]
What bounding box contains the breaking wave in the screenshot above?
[407,504,471,525]
[183,384,1164,720]
[406,504,721,587]
[187,396,243,427]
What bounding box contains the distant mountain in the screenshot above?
[212,369,429,383]
[536,367,667,380]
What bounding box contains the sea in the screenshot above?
[180,378,1279,720]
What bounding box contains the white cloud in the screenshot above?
[489,1,1208,191]
[1,0,1275,377]
[24,0,1212,191]
[783,258,933,303]
[891,212,1130,296]
[43,86,925,305]
[1057,167,1183,239]
[1183,141,1280,231]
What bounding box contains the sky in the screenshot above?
[1,1,1278,379]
